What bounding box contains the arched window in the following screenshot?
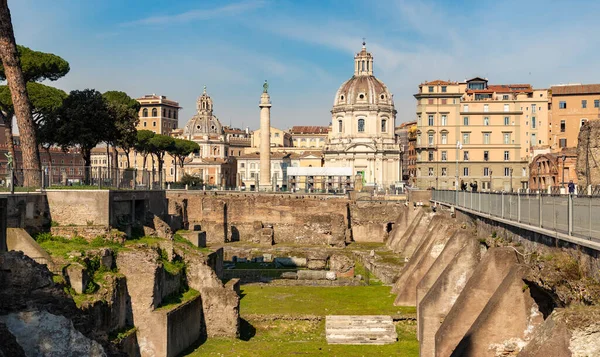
[142,108,148,117]
[358,118,365,132]
[361,60,365,72]
[338,120,343,133]
[381,119,387,132]
[151,108,157,117]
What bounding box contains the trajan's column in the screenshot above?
[259,80,272,191]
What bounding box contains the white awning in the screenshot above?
[287,167,353,176]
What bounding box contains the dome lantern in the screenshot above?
[354,41,373,76]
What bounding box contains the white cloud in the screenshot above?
[121,0,267,27]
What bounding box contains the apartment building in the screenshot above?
[548,84,600,151]
[136,94,181,135]
[415,77,549,191]
[289,126,329,149]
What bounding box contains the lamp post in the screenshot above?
[510,168,513,193]
[561,154,566,193]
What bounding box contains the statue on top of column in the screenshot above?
[263,80,268,93]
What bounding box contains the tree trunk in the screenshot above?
[0,111,16,169]
[112,145,118,170]
[0,0,41,186]
[142,153,147,170]
[124,148,131,168]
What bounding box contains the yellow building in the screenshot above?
[415,78,549,191]
[136,94,181,135]
[548,84,600,151]
[289,126,329,149]
[250,126,292,149]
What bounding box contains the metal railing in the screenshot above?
[0,166,165,191]
[431,189,600,243]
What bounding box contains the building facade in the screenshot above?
[136,94,181,135]
[323,42,402,190]
[289,126,329,149]
[529,148,577,191]
[396,120,416,181]
[250,126,292,149]
[548,84,600,152]
[236,151,299,191]
[414,78,549,191]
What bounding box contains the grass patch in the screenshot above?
[157,289,200,310]
[187,312,418,357]
[36,233,124,259]
[109,326,137,343]
[354,261,382,286]
[239,285,414,317]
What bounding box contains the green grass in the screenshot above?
[191,319,418,357]
[36,234,123,259]
[157,288,200,310]
[239,285,415,317]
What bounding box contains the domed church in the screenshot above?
[324,42,402,189]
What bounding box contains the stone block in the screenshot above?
[297,270,328,280]
[252,221,263,230]
[65,263,89,294]
[307,260,327,270]
[258,227,274,246]
[180,231,206,248]
[330,254,354,273]
[326,271,337,280]
[326,315,396,345]
[281,272,297,279]
[225,278,241,296]
[307,250,329,261]
[274,257,307,267]
[97,248,114,270]
[263,253,273,262]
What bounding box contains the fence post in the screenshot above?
[568,194,573,236]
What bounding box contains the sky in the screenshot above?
[8,0,600,131]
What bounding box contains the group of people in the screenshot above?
[460,180,478,192]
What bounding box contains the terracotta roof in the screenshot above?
[551,84,600,96]
[289,126,329,134]
[422,80,456,85]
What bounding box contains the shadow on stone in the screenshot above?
[239,318,256,341]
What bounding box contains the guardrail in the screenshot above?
[431,189,600,245]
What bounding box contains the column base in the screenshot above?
[259,184,272,192]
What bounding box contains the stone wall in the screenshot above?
[350,201,403,242]
[576,120,600,187]
[46,190,110,226]
[4,193,49,233]
[166,296,203,357]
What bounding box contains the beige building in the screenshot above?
[415,78,549,191]
[250,126,292,149]
[136,94,181,135]
[548,84,600,151]
[289,126,329,149]
[324,42,402,190]
[236,151,300,191]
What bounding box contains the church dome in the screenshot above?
[182,86,223,137]
[333,42,394,108]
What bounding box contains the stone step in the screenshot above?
[326,315,397,345]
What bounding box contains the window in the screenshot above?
[428,151,434,161]
[428,99,434,105]
[504,104,509,112]
[274,133,280,138]
[142,108,148,117]
[483,117,489,126]
[559,138,567,148]
[504,151,510,161]
[463,104,469,112]
[441,133,448,144]
[428,133,434,146]
[595,99,599,108]
[441,86,447,93]
[483,133,490,144]
[428,115,434,126]
[531,117,537,129]
[483,167,489,176]
[559,101,567,109]
[462,133,470,144]
[560,120,566,132]
[484,104,489,112]
[441,99,447,105]
[531,104,536,113]
[503,133,510,144]
[441,151,447,161]
[484,151,489,161]
[417,114,421,125]
[153,121,156,127]
[338,120,343,132]
[441,167,447,176]
[441,115,447,126]
[463,167,469,176]
[463,117,469,126]
[381,119,387,132]
[463,151,469,161]
[428,167,434,176]
[417,134,421,145]
[468,82,485,90]
[428,86,434,93]
[531,133,536,146]
[358,119,365,132]
[582,100,587,108]
[143,122,147,127]
[503,95,509,100]
[504,116,510,125]
[152,108,157,116]
[504,167,510,177]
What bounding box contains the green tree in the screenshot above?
[135,130,155,170]
[56,89,111,182]
[102,91,140,168]
[148,134,174,183]
[0,45,70,168]
[169,138,199,182]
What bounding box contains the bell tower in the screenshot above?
[354,41,374,76]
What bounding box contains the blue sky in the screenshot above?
[8,0,600,130]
